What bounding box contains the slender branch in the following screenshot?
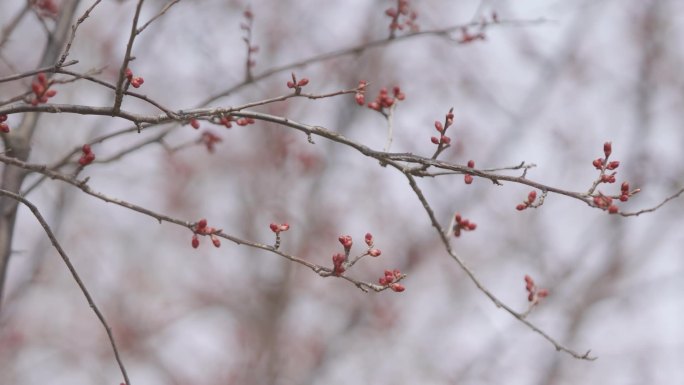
[56,0,102,68]
[0,155,392,294]
[0,3,30,49]
[0,60,78,84]
[0,189,131,385]
[620,187,684,217]
[112,0,145,114]
[200,18,549,105]
[136,0,181,34]
[400,172,596,360]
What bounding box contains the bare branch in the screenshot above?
[112,0,146,114]
[56,0,102,68]
[0,189,132,385]
[136,0,181,34]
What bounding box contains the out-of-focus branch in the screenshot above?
[136,0,181,34]
[0,0,81,313]
[56,0,102,68]
[200,18,549,105]
[0,189,131,385]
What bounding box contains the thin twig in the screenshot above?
[0,155,391,294]
[200,18,549,105]
[0,60,78,84]
[56,0,102,68]
[399,173,596,360]
[0,189,132,385]
[113,0,146,114]
[136,0,181,34]
[620,187,684,217]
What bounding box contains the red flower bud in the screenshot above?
[297,78,309,87]
[197,219,208,230]
[390,283,405,292]
[608,205,619,214]
[528,191,537,203]
[464,174,473,184]
[606,161,620,170]
[603,142,612,157]
[32,82,44,95]
[190,119,200,129]
[537,288,549,298]
[434,121,443,132]
[269,223,279,233]
[191,235,199,249]
[0,123,9,133]
[211,234,221,247]
[467,160,475,168]
[365,232,373,246]
[516,204,526,211]
[369,249,381,257]
[430,136,439,144]
[592,158,603,169]
[354,93,365,105]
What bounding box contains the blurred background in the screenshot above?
[1,0,683,384]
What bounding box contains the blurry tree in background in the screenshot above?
[1,1,683,384]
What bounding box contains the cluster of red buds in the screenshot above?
[464,160,475,184]
[524,274,548,303]
[200,131,222,153]
[332,233,385,277]
[516,190,538,211]
[430,108,454,146]
[378,269,405,292]
[367,86,405,112]
[590,142,639,214]
[593,193,618,213]
[286,73,310,94]
[125,68,144,88]
[0,115,9,133]
[453,213,476,237]
[78,144,96,166]
[386,0,419,36]
[592,142,620,183]
[29,72,57,105]
[192,218,222,249]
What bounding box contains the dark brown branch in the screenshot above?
[0,189,132,385]
[112,0,145,114]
